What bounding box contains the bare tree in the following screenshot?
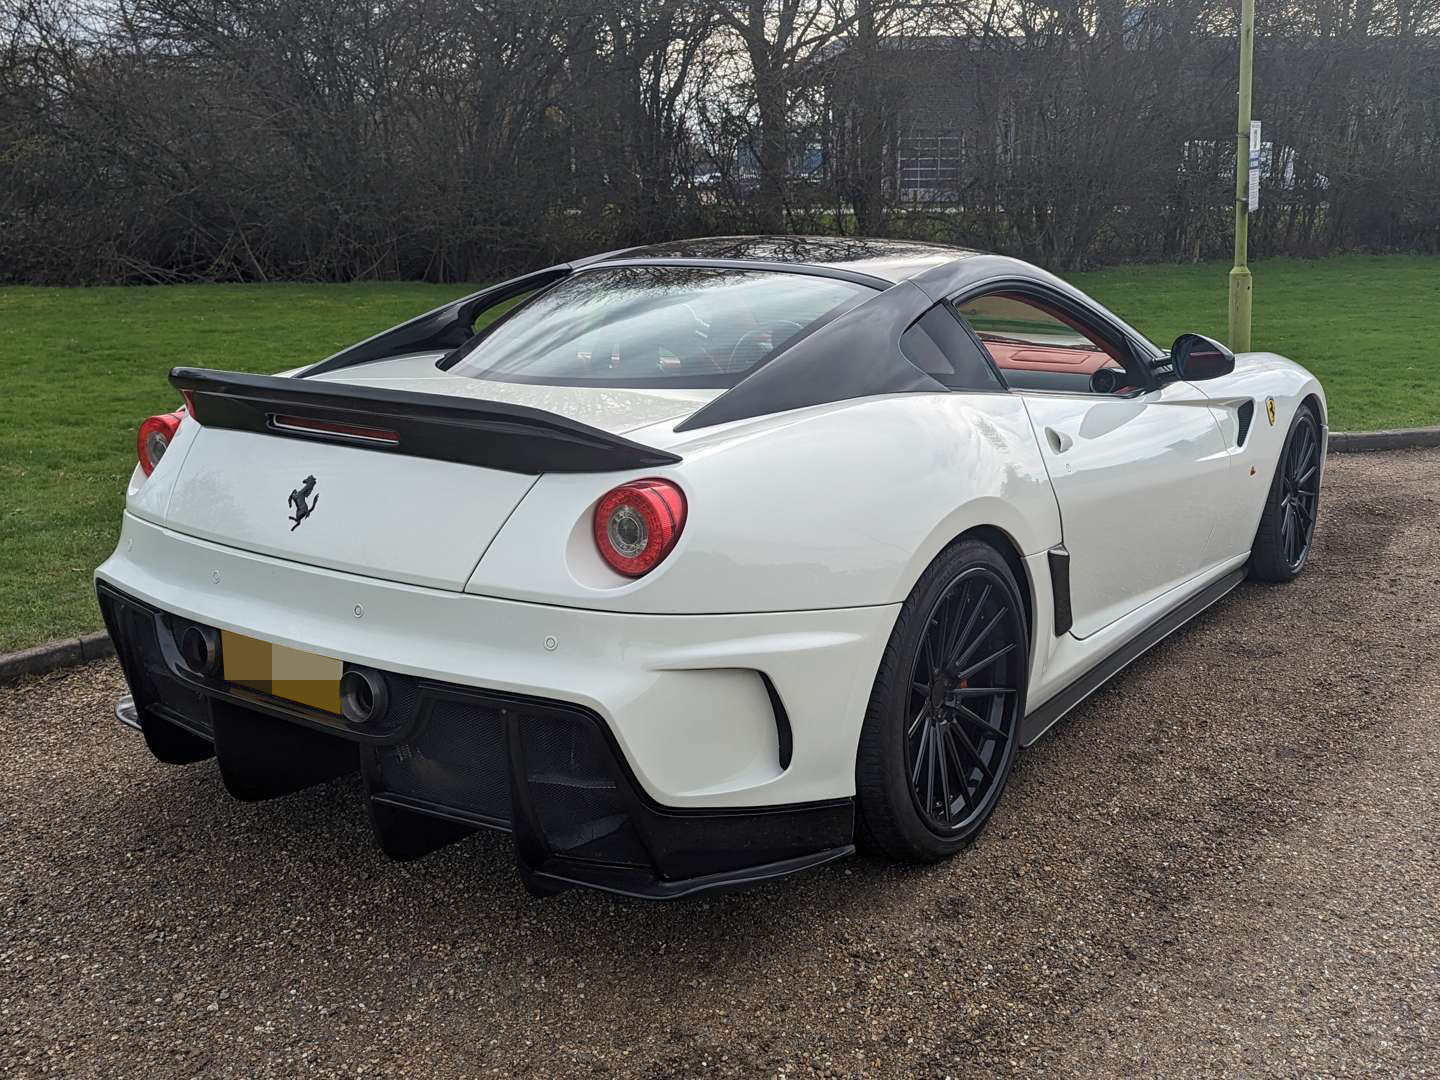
[712,0,857,231]
[2,0,1438,283]
[569,1,717,241]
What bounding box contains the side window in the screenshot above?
[954,292,1134,395]
[900,305,1004,392]
[470,290,536,336]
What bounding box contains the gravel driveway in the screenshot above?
[3,448,1438,1079]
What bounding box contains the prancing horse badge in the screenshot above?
[288,475,319,530]
[1265,397,1277,426]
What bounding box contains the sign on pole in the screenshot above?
[1248,120,1262,213]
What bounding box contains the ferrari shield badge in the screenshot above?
[1265,397,1277,426]
[288,474,319,530]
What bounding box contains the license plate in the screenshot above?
[221,630,343,715]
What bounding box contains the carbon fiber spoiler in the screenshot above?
[170,368,681,475]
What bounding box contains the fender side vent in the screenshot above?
[759,673,794,770]
[1237,400,1256,447]
[1048,545,1073,637]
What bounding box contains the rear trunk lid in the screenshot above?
[153,359,713,591]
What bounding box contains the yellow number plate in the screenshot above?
[221,630,343,715]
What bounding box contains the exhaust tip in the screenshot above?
[178,624,222,677]
[339,667,390,727]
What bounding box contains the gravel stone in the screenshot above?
[2,448,1437,1078]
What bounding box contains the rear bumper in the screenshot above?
[99,582,854,898]
[95,515,897,897]
[99,513,896,808]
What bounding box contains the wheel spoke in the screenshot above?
[950,724,995,781]
[910,718,931,785]
[955,703,1008,740]
[933,722,944,817]
[907,703,930,738]
[944,584,990,668]
[951,687,1016,698]
[932,597,953,672]
[937,583,968,661]
[1288,433,1307,480]
[950,606,1007,673]
[955,641,1015,683]
[936,728,954,822]
[940,727,974,809]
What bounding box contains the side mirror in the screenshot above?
[1170,333,1235,381]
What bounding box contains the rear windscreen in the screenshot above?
[442,265,873,387]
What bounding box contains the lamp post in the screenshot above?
[1229,0,1256,351]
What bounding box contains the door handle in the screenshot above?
[1044,427,1073,454]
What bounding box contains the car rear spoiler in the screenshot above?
[169,368,681,475]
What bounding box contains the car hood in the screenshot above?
[304,352,725,435]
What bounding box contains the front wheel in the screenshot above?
[1250,403,1323,582]
[855,539,1029,862]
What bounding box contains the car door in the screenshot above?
[954,288,1233,640]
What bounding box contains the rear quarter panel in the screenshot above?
[465,392,1062,614]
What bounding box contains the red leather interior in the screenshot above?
[983,340,1116,376]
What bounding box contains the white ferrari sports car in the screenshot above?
[97,237,1326,898]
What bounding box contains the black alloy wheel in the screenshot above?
[1278,410,1321,570]
[904,565,1026,835]
[856,538,1029,862]
[1251,403,1323,583]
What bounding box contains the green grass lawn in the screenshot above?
[0,282,481,654]
[1075,255,1440,432]
[1,254,1436,653]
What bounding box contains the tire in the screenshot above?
[855,538,1029,862]
[1250,402,1323,583]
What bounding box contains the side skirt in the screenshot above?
[1019,566,1247,746]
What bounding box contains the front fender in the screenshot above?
[1194,352,1328,558]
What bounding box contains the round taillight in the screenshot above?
[592,479,687,578]
[137,410,183,476]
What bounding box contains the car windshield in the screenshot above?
[443,265,873,387]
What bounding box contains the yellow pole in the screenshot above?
[1229,0,1255,351]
